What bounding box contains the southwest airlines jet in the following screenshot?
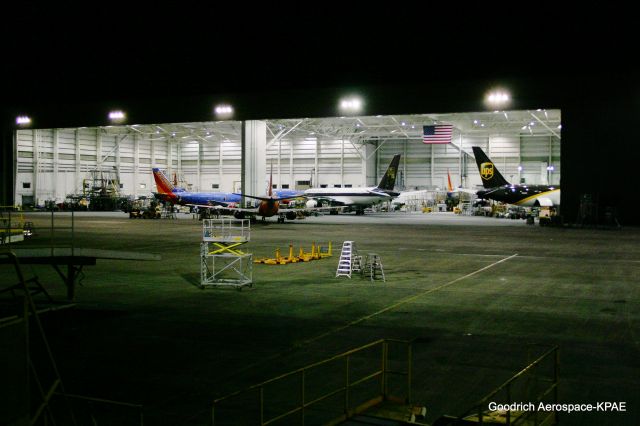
[151,168,302,207]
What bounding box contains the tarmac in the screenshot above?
[1,211,639,425]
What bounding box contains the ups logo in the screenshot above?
[480,162,494,180]
[387,168,396,180]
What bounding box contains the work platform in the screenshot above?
[0,248,161,300]
[201,219,253,289]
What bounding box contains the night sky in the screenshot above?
[2,3,638,222]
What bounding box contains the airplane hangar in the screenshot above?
[3,97,638,426]
[2,7,639,425]
[13,109,561,212]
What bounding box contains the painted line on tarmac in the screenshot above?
[396,248,509,257]
[224,253,518,382]
[302,253,519,345]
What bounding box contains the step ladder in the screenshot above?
[364,253,385,282]
[336,241,358,278]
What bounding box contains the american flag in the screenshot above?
[423,124,453,144]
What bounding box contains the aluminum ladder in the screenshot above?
[364,253,385,282]
[336,241,358,278]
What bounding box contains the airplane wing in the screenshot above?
[186,203,254,212]
[452,187,478,195]
[232,193,304,202]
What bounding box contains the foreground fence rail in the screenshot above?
[212,338,412,425]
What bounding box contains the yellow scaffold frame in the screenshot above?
[200,219,252,289]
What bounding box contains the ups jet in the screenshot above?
[472,146,560,207]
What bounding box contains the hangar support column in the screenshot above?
[363,143,376,187]
[241,121,266,202]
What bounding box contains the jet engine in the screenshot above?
[305,199,318,208]
[285,211,297,220]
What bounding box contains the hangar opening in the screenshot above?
[12,109,560,218]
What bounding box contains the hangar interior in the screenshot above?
[14,109,560,207]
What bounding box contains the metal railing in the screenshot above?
[0,208,76,255]
[1,252,144,426]
[452,344,559,425]
[53,393,144,426]
[203,218,251,243]
[211,339,412,426]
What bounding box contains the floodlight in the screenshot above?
[484,88,511,108]
[338,96,363,114]
[108,110,126,123]
[16,115,32,126]
[214,104,234,119]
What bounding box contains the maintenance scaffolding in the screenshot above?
[200,219,253,289]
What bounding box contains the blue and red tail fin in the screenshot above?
[152,168,179,199]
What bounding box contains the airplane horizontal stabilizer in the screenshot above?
[233,193,303,202]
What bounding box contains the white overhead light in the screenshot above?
[547,165,555,171]
[338,95,363,114]
[16,115,32,125]
[557,124,562,129]
[517,165,523,171]
[108,110,126,123]
[214,104,234,119]
[484,88,511,108]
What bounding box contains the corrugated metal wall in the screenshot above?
[15,127,560,205]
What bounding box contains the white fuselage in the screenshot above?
[303,187,392,207]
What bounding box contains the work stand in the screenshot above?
[200,219,253,289]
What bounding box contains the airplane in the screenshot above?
[151,168,303,207]
[471,146,561,207]
[303,154,402,215]
[445,169,477,202]
[224,166,331,223]
[152,168,241,206]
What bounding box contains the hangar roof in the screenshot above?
[99,110,560,145]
